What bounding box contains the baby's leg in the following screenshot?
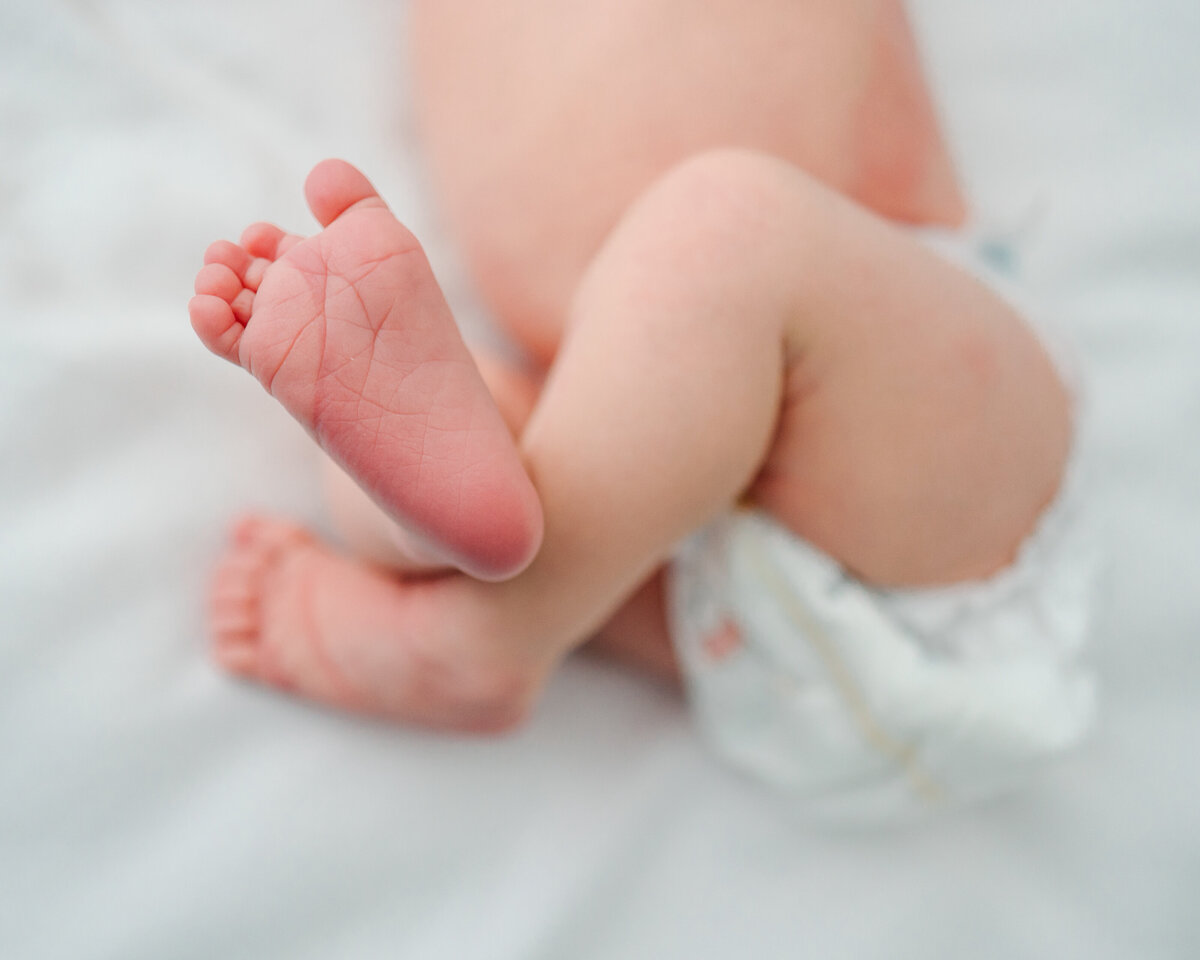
[190,160,542,581]
[316,346,684,680]
[491,149,1069,647]
[208,149,1069,725]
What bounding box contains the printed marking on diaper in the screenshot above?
[742,535,945,804]
[702,618,744,662]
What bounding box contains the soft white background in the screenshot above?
[2,1,1198,956]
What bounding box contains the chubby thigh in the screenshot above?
[736,154,1072,589]
[516,147,1071,604]
[409,0,965,364]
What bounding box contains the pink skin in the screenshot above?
[189,160,543,582]
[191,160,676,725]
[208,510,674,729]
[407,0,967,364]
[194,151,1069,730]
[210,515,543,732]
[189,4,1070,727]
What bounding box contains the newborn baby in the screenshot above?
[189,0,1094,814]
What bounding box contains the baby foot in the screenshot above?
[209,514,542,733]
[190,160,542,580]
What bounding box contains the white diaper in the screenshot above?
[667,228,1099,821]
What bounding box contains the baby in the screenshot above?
[190,0,1094,811]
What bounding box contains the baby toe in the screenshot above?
[231,514,312,553]
[230,513,274,548]
[240,222,289,259]
[229,288,256,325]
[241,257,272,292]
[305,158,389,226]
[189,294,242,362]
[210,600,258,637]
[209,551,270,675]
[213,638,262,676]
[211,559,259,604]
[194,262,243,302]
[203,239,253,277]
[208,585,261,671]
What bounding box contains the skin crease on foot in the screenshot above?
[190,0,1071,730]
[190,160,543,583]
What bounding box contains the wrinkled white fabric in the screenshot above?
[4,1,1200,956]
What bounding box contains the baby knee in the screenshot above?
[637,148,818,243]
[606,147,828,311]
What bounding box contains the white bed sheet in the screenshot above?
[3,1,1199,957]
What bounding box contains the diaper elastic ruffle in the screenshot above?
[667,493,1097,821]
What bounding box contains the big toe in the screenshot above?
[304,159,388,227]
